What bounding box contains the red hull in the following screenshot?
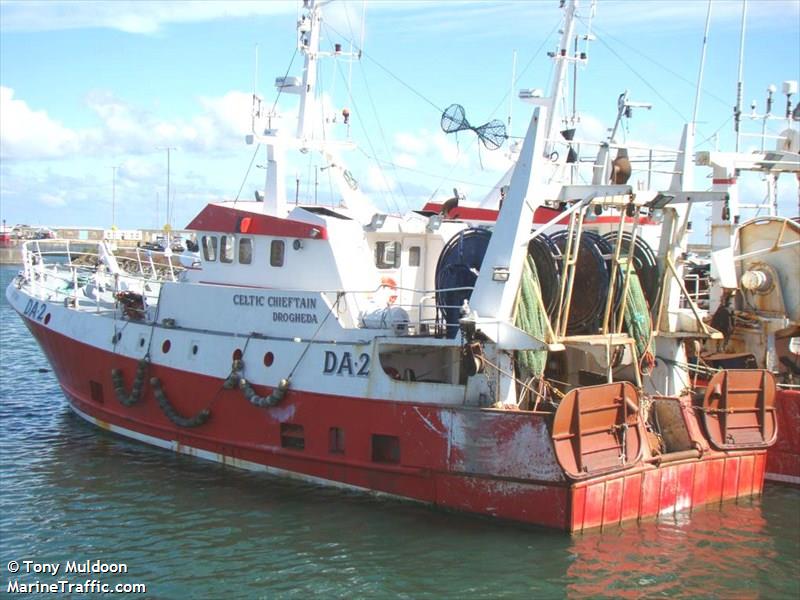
[26,317,769,531]
[766,389,800,485]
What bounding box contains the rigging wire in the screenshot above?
[234,144,261,204]
[589,28,691,125]
[357,148,497,189]
[234,46,299,204]
[269,47,299,118]
[324,20,443,114]
[331,56,404,215]
[426,19,561,201]
[354,57,411,212]
[589,22,730,108]
[323,16,560,205]
[696,114,733,148]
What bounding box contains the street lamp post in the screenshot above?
[157,146,177,232]
[111,165,119,229]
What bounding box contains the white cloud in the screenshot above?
[394,131,428,155]
[200,91,255,139]
[0,87,82,159]
[39,192,68,207]
[1,0,795,40]
[119,157,160,181]
[366,165,396,193]
[393,153,418,169]
[0,1,294,34]
[432,131,467,166]
[1,87,259,161]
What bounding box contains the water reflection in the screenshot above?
[565,499,793,598]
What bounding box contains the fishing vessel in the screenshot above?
[7,0,780,531]
[695,142,799,486]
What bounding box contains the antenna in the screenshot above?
[734,0,748,151]
[254,43,259,99]
[691,0,713,130]
[110,165,119,229]
[508,50,517,130]
[156,146,177,231]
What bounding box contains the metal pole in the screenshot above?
[111,166,118,228]
[157,146,177,231]
[734,0,748,151]
[691,0,713,131]
[508,49,517,130]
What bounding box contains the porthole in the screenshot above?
[162,340,171,354]
[44,313,51,325]
[192,344,199,355]
[139,338,146,348]
[263,352,274,367]
[233,348,243,361]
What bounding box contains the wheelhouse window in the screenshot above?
[408,246,421,267]
[238,238,253,264]
[220,235,234,263]
[375,241,400,269]
[202,236,218,262]
[270,240,285,267]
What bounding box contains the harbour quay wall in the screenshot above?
[0,245,22,265]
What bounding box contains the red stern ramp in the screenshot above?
[702,369,777,450]
[552,382,646,479]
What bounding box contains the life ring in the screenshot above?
[380,276,398,305]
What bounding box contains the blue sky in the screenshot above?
[1,0,798,233]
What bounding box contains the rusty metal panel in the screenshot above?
[753,452,767,493]
[553,382,645,479]
[582,483,606,531]
[705,459,725,505]
[620,473,643,524]
[722,458,741,501]
[659,465,678,515]
[640,469,662,518]
[691,460,709,507]
[738,454,756,497]
[602,478,624,528]
[570,485,587,533]
[447,410,565,482]
[702,370,777,450]
[675,463,694,513]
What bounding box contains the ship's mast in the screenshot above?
[543,0,578,148]
[247,0,375,221]
[734,0,748,152]
[297,0,323,141]
[517,0,591,170]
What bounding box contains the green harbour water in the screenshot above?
[1,265,799,599]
